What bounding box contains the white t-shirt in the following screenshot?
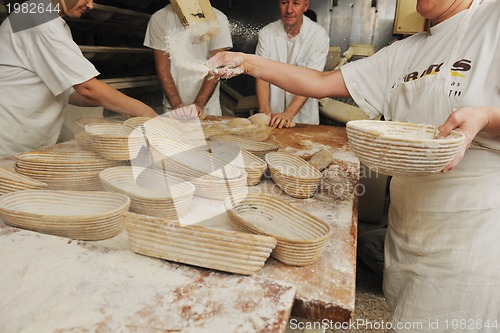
[0,15,99,158]
[342,0,500,150]
[256,16,329,125]
[144,5,232,116]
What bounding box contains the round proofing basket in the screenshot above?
[224,194,332,266]
[346,120,465,176]
[0,190,130,240]
[85,124,146,161]
[265,152,322,198]
[99,166,195,219]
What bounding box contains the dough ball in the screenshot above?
[309,149,335,171]
[248,113,270,125]
[228,118,252,127]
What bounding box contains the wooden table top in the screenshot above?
[0,117,360,331]
[257,122,360,322]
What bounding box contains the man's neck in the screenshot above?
[284,23,302,38]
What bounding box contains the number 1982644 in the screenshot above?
[6,2,60,14]
[443,319,498,330]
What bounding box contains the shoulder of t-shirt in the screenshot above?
[150,5,172,21]
[28,16,66,34]
[213,8,229,21]
[302,17,329,39]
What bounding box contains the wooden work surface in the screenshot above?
[257,122,360,322]
[0,118,360,331]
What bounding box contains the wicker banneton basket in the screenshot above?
[209,135,279,159]
[346,120,465,176]
[265,152,323,199]
[0,167,48,195]
[128,118,191,145]
[84,124,146,161]
[224,194,332,266]
[14,150,123,191]
[74,131,94,151]
[99,166,195,219]
[123,116,153,128]
[166,170,248,201]
[148,137,242,181]
[210,142,267,186]
[124,212,277,275]
[0,190,130,240]
[75,116,123,129]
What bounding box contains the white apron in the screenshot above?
[384,1,500,331]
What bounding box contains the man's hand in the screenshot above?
[270,112,295,128]
[206,52,246,79]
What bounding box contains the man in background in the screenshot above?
[255,0,329,128]
[144,3,232,116]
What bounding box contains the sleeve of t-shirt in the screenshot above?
[340,46,391,119]
[28,26,99,97]
[209,12,233,51]
[144,12,167,51]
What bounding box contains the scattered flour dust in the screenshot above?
[0,226,295,332]
[163,23,218,81]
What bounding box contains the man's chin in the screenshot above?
[66,10,84,18]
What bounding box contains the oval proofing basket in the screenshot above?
[124,212,277,275]
[99,166,195,219]
[265,152,322,198]
[0,190,130,240]
[224,194,332,266]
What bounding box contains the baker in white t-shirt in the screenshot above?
[0,0,158,159]
[144,4,232,117]
[255,0,329,128]
[206,1,500,331]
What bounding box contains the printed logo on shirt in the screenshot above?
[402,58,472,98]
[403,59,472,82]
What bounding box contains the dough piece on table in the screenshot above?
[309,149,335,171]
[248,113,270,125]
[228,118,252,127]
